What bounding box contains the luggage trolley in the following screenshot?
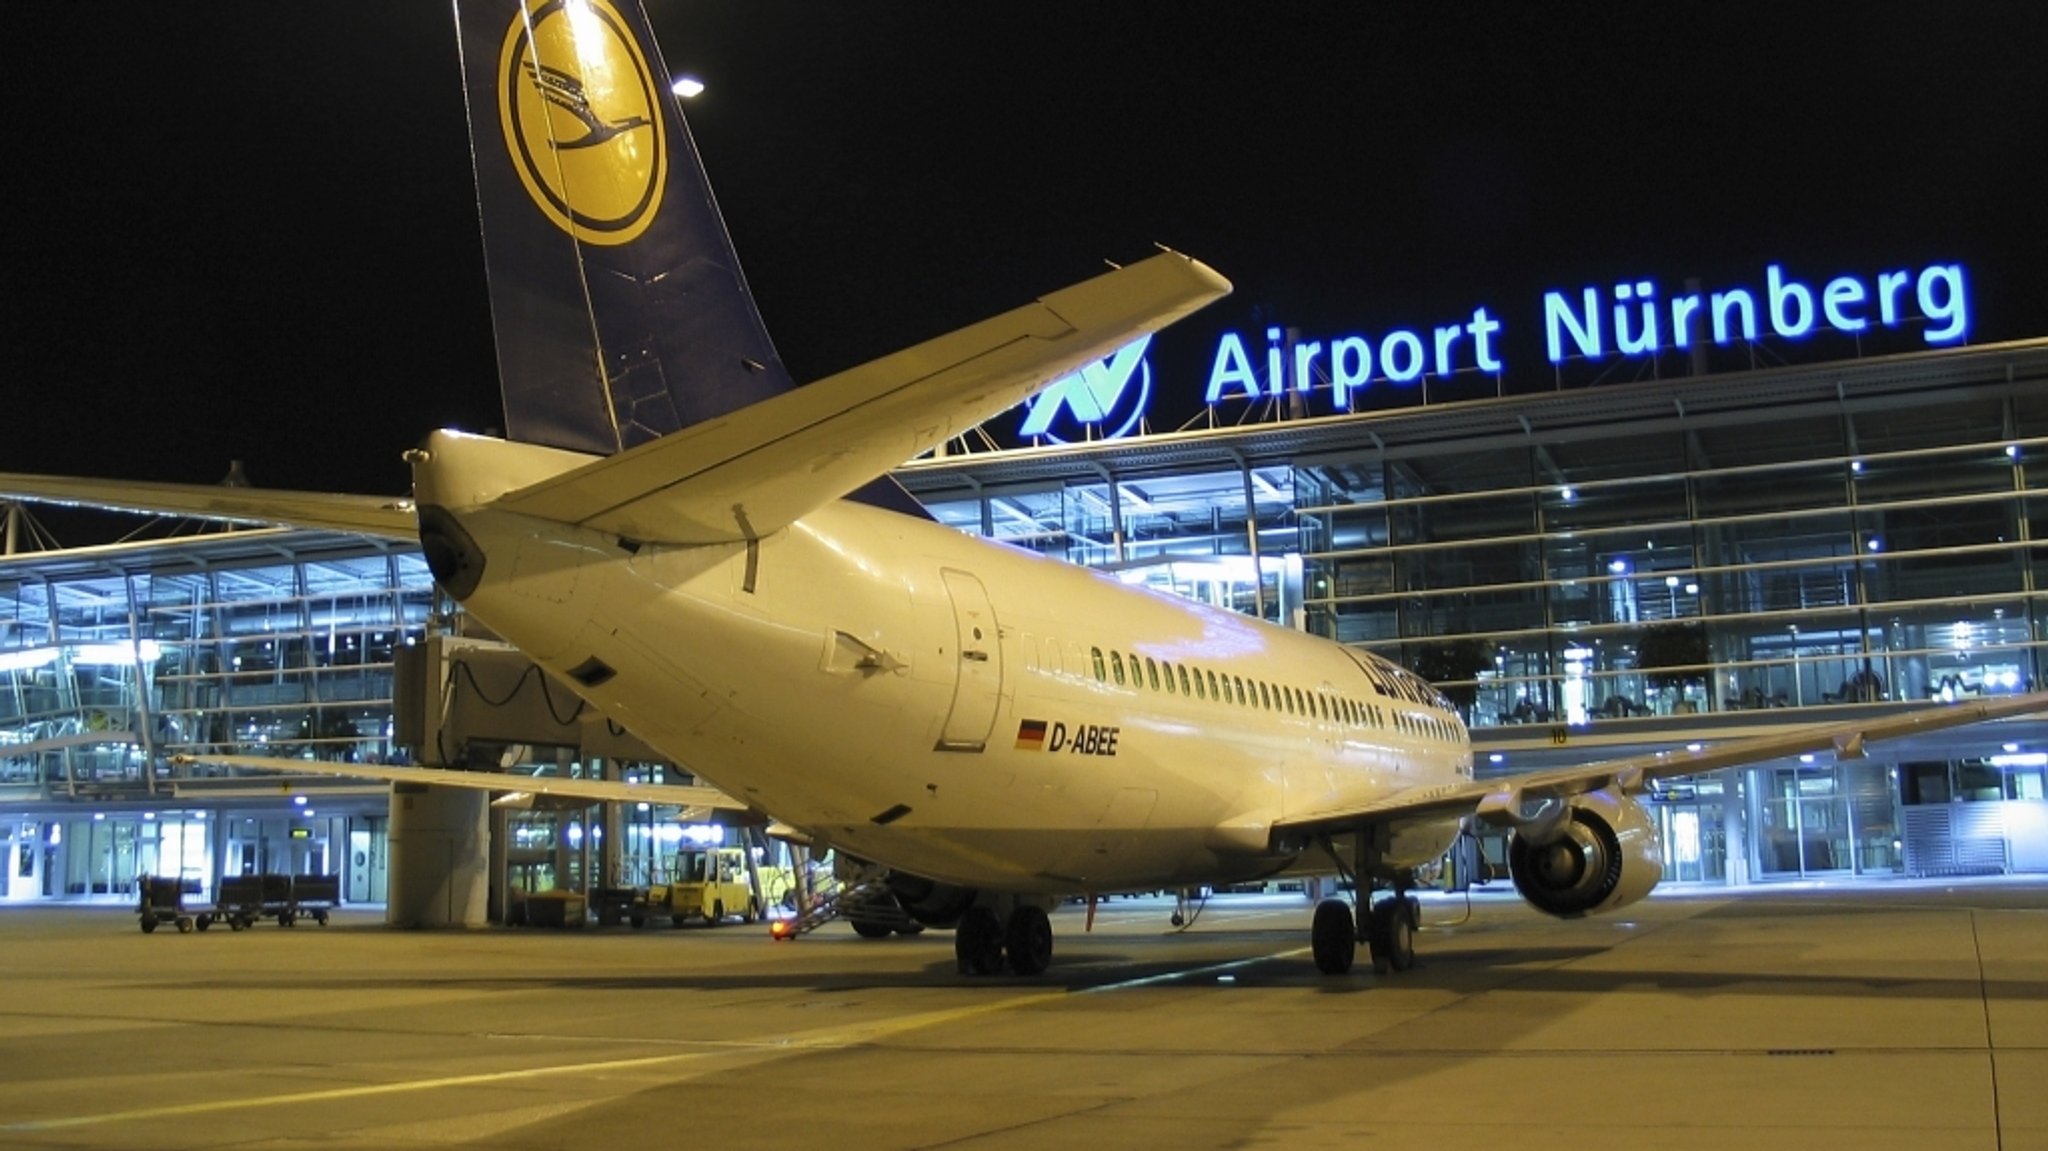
[136,875,196,934]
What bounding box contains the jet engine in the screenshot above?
[1507,788,1662,918]
[885,871,978,928]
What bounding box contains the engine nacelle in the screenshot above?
[884,871,978,928]
[1507,788,1662,918]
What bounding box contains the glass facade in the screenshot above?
[0,532,430,903]
[0,538,433,785]
[918,462,1303,624]
[1297,430,2042,728]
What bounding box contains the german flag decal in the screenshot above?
[1015,719,1048,751]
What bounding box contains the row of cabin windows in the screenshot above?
[1084,646,1462,743]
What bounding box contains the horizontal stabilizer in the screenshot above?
[491,250,1230,544]
[0,474,418,541]
[173,754,749,811]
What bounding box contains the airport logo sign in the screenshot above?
[1019,334,1153,442]
[1205,261,1969,408]
[1017,260,1972,441]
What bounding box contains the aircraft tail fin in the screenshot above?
[454,0,795,457]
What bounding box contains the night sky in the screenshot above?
[7,3,2047,504]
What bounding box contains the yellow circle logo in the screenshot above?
[498,0,666,245]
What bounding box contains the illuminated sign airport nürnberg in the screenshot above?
[1018,261,1970,440]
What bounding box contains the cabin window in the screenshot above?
[1206,670,1219,700]
[1176,665,1191,696]
[1090,647,1106,682]
[1192,668,1206,700]
[1111,651,1126,686]
[1162,661,1177,694]
[1145,657,1160,691]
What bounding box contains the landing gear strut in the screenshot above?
[1311,827,1420,978]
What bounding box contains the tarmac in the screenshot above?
[2,878,2045,1150]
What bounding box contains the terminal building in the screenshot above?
[6,328,2048,906]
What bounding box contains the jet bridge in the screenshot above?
[387,633,698,927]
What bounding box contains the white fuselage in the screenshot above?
[420,433,1471,895]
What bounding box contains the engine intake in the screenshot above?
[1507,788,1662,918]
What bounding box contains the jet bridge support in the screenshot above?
[389,633,695,926]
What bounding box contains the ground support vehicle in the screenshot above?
[592,848,794,928]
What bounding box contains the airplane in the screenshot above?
[5,0,2044,979]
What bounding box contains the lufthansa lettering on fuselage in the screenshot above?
[1047,722,1119,756]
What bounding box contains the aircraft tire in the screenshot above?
[850,918,894,939]
[1368,899,1415,974]
[1004,906,1053,976]
[954,906,1005,976]
[141,918,157,934]
[1310,899,1355,975]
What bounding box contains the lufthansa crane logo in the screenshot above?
[498,0,666,245]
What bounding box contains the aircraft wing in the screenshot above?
[172,754,749,811]
[1271,692,2048,845]
[490,250,1230,545]
[0,475,418,541]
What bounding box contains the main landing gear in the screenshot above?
[954,902,1055,976]
[1310,828,1420,977]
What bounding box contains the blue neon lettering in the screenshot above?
[1469,307,1503,372]
[1711,289,1757,343]
[1767,264,1815,338]
[1330,336,1371,408]
[1614,280,1659,355]
[1205,332,1261,403]
[1432,323,1462,377]
[1292,341,1322,394]
[1194,260,1972,415]
[1877,270,1909,325]
[1671,294,1702,347]
[1544,288,1603,362]
[1822,276,1867,331]
[1382,331,1424,383]
[1919,264,1968,342]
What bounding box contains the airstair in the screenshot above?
[775,862,917,937]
